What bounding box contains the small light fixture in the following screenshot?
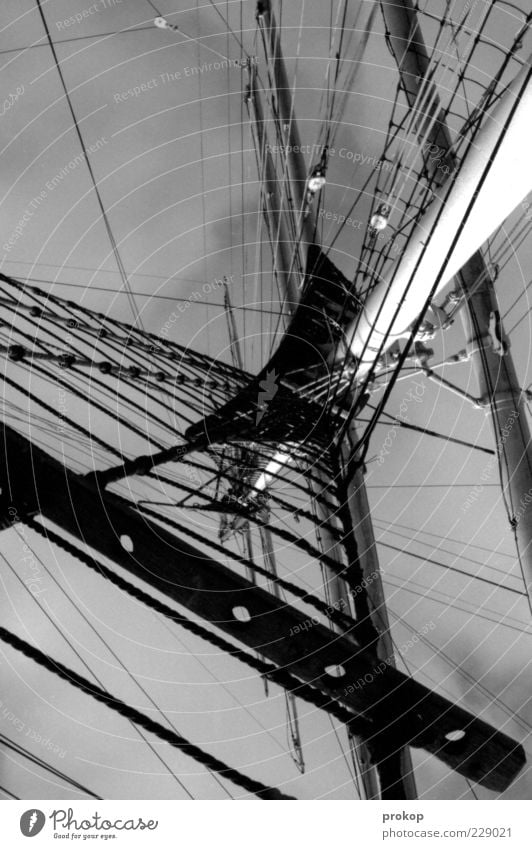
[154,17,179,31]
[307,167,326,195]
[370,202,390,231]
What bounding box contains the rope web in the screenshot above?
[1,0,531,801]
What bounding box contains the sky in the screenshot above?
[0,0,531,802]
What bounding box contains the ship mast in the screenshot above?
[1,1,529,801]
[253,0,416,799]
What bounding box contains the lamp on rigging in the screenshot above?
[307,166,327,196]
[369,202,390,232]
[154,17,179,31]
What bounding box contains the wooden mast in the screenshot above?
[0,420,525,792]
[253,0,416,798]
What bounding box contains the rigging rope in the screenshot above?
[0,625,295,801]
[0,734,101,800]
[0,785,19,800]
[25,518,372,735]
[137,504,366,633]
[386,609,531,735]
[315,0,531,448]
[385,576,531,635]
[34,0,142,329]
[8,534,202,799]
[379,542,527,597]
